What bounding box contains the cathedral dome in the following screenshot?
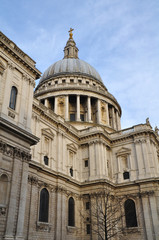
[39,58,103,84]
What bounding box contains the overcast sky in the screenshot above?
[1,0,159,129]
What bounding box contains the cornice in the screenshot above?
[29,160,159,191]
[110,125,159,145]
[0,116,39,146]
[0,31,41,79]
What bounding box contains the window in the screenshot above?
[39,188,49,222]
[86,201,90,210]
[68,197,75,226]
[55,80,58,84]
[87,224,90,234]
[0,174,8,205]
[124,199,137,228]
[80,114,84,122]
[70,79,74,83]
[44,156,49,166]
[70,167,73,177]
[123,171,129,179]
[70,114,75,121]
[62,79,66,83]
[86,81,89,84]
[85,160,88,167]
[9,86,17,110]
[78,79,82,83]
[40,99,44,105]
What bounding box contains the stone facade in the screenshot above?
[0,30,159,240]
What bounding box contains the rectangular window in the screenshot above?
[55,80,58,84]
[70,79,74,83]
[86,81,89,84]
[80,114,84,121]
[87,224,90,234]
[44,156,49,166]
[62,79,66,83]
[70,114,75,121]
[78,79,82,83]
[86,201,90,210]
[85,160,88,167]
[123,171,129,179]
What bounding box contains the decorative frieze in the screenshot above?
[0,140,31,161]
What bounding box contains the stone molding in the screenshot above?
[36,221,51,232]
[22,73,35,87]
[66,226,77,234]
[0,140,31,161]
[0,31,41,79]
[8,110,16,119]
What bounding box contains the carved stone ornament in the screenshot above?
[8,110,15,119]
[66,226,77,233]
[0,140,31,161]
[0,206,6,216]
[36,221,51,232]
[28,175,38,185]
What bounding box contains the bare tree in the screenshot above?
[81,190,138,240]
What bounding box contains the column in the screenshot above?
[141,196,154,240]
[105,102,109,126]
[54,96,58,114]
[112,107,116,129]
[134,141,144,179]
[55,191,62,239]
[26,81,33,131]
[61,194,66,239]
[65,95,69,121]
[117,111,121,130]
[89,142,95,180]
[76,95,80,121]
[4,158,22,240]
[115,110,118,130]
[149,195,159,238]
[87,96,91,122]
[141,140,151,177]
[117,156,122,183]
[15,160,29,240]
[97,99,101,124]
[44,98,49,108]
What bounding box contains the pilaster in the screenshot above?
[76,95,80,121]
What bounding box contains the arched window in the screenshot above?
[68,197,75,226]
[0,174,8,205]
[39,188,49,222]
[9,86,17,110]
[124,199,138,227]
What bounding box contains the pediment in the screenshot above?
[116,147,131,156]
[67,143,77,152]
[41,128,54,139]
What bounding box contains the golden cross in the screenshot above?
[68,28,74,39]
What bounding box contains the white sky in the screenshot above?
[1,0,159,129]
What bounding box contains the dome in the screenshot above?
[39,58,103,84]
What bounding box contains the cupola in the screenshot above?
[63,28,79,59]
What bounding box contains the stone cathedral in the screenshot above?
[0,29,159,240]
